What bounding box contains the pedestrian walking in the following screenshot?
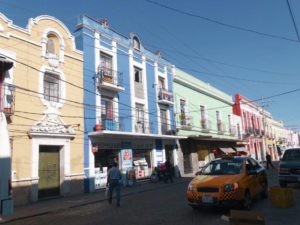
[164,158,173,183]
[107,162,122,207]
[266,152,274,169]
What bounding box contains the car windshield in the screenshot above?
[201,159,243,175]
[282,149,300,161]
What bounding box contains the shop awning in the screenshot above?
[219,147,236,154]
[89,130,187,140]
[0,57,13,73]
[234,147,247,152]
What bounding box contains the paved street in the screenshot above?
[2,166,300,225]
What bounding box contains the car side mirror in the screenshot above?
[195,170,202,176]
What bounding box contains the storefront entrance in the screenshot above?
[133,149,152,179]
[94,149,119,189]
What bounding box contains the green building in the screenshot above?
[174,68,242,175]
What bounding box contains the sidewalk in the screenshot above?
[1,178,189,224]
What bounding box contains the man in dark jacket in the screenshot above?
[164,158,173,183]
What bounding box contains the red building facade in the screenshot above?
[233,94,265,161]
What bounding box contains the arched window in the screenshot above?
[46,34,59,55]
[133,37,140,51]
[46,39,55,54]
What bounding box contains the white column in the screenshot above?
[154,61,161,134]
[95,33,101,125]
[128,49,135,132]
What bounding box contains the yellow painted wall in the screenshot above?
[0,14,84,204]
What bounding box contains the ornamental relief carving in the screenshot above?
[30,113,75,135]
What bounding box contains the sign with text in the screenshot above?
[121,149,133,170]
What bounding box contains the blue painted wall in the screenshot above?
[117,46,132,132]
[146,62,158,134]
[75,26,96,192]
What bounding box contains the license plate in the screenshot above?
[202,195,213,203]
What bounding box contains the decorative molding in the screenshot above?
[30,113,75,136]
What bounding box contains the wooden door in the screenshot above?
[38,146,60,199]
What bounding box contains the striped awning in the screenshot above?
[219,147,236,154]
[0,57,13,73]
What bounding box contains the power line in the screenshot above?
[144,43,299,78]
[286,0,300,42]
[145,0,300,44]
[176,67,294,85]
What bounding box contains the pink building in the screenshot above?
[233,94,265,161]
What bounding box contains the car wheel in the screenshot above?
[242,190,252,210]
[261,181,268,199]
[279,180,287,188]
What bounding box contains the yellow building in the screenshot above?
[0,13,84,205]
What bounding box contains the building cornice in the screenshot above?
[174,75,233,105]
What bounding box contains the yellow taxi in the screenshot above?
[187,156,268,209]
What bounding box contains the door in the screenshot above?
[38,146,60,199]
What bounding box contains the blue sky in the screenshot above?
[1,0,300,130]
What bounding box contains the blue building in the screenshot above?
[75,16,178,192]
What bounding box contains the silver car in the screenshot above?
[279,148,300,187]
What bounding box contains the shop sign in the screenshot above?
[94,168,107,189]
[97,142,121,150]
[121,149,133,170]
[132,143,153,149]
[156,150,163,164]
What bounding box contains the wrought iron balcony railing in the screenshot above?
[102,118,124,131]
[217,121,225,133]
[97,66,123,89]
[200,119,211,132]
[158,88,173,104]
[0,83,15,115]
[179,114,193,130]
[135,121,155,134]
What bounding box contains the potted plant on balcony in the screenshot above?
[94,123,102,131]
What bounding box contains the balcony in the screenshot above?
[135,121,154,134]
[179,114,193,130]
[102,118,124,131]
[0,83,15,116]
[217,121,225,134]
[96,66,124,92]
[229,125,237,136]
[157,88,174,105]
[200,119,211,132]
[254,128,261,136]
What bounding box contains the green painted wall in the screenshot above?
[174,68,235,139]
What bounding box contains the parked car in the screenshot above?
[186,156,268,210]
[278,148,300,187]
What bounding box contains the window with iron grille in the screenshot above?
[136,103,144,123]
[44,72,60,102]
[100,52,113,77]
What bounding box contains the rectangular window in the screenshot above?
[100,52,113,77]
[200,105,206,120]
[135,103,144,123]
[44,73,60,102]
[160,108,168,134]
[101,97,113,120]
[216,111,221,122]
[134,67,142,83]
[158,78,165,90]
